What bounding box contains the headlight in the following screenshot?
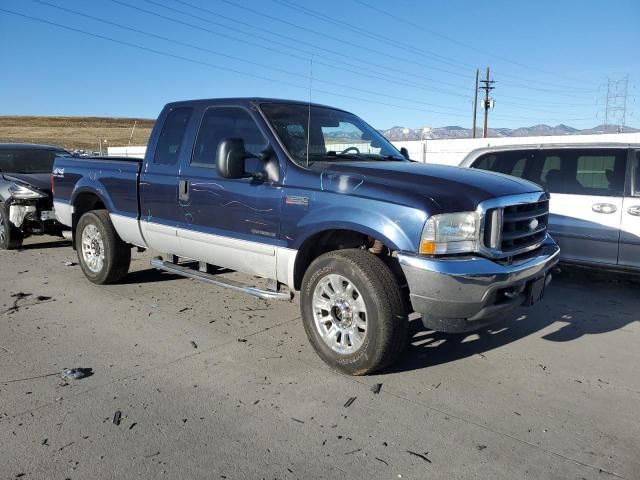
[8,182,45,199]
[420,211,479,255]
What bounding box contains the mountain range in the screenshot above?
[381,124,640,141]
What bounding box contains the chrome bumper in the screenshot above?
[397,236,560,333]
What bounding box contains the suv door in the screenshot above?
[173,105,283,279]
[618,150,640,268]
[530,148,626,265]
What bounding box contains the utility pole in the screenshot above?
[479,67,495,138]
[472,69,479,138]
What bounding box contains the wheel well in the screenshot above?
[71,193,106,248]
[292,229,406,290]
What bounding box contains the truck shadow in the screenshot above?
[18,239,72,251]
[385,269,639,374]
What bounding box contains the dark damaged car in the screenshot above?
[0,144,70,249]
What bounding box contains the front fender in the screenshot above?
[291,203,426,252]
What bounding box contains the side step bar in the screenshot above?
[150,257,292,301]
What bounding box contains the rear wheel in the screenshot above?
[76,210,131,284]
[0,205,23,250]
[300,249,408,375]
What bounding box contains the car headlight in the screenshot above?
[8,182,46,199]
[420,211,479,255]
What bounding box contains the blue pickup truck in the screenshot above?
[52,98,559,374]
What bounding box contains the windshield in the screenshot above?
[0,148,70,173]
[260,103,405,166]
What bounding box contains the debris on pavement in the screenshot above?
[291,417,305,424]
[113,410,122,426]
[375,457,389,466]
[406,450,432,463]
[477,445,487,451]
[371,383,383,394]
[61,368,93,380]
[63,261,77,266]
[190,340,198,349]
[237,338,247,343]
[344,396,357,408]
[178,307,191,313]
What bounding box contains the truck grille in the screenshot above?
[483,199,549,256]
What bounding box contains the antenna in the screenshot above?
[306,57,313,168]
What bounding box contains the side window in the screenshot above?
[153,107,193,166]
[473,154,496,170]
[473,151,532,180]
[539,149,625,196]
[192,107,268,168]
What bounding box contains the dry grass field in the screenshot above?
[0,116,155,152]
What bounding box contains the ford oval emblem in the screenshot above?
[528,218,539,231]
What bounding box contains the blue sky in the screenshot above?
[0,0,638,129]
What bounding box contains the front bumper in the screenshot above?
[397,236,560,332]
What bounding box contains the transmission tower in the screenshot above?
[604,75,629,131]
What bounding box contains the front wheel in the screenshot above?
[0,205,23,250]
[300,249,408,375]
[76,210,131,284]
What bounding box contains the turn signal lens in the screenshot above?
[419,240,436,255]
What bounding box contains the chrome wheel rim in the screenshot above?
[0,214,6,245]
[81,224,105,273]
[312,274,367,354]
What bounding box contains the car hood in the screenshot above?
[317,161,542,213]
[3,173,52,196]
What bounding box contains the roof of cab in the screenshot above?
[163,97,347,112]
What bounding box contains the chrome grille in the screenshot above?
[483,198,549,256]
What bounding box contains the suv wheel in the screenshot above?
[300,249,408,375]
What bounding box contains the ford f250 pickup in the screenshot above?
[52,98,560,374]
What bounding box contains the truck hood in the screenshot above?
[317,161,542,213]
[3,173,53,197]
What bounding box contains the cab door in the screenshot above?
[139,106,194,253]
[532,149,626,266]
[618,150,640,268]
[173,104,284,279]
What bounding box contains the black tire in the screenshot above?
[300,249,408,375]
[75,210,131,284]
[0,204,23,250]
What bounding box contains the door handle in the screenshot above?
[178,179,189,201]
[628,205,640,217]
[592,203,617,214]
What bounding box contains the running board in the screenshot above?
[150,257,292,301]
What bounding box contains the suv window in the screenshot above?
[535,149,626,196]
[473,150,534,179]
[192,107,268,168]
[153,107,193,166]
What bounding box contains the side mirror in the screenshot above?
[400,147,410,160]
[217,138,247,179]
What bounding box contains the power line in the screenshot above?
[351,0,597,88]
[0,7,475,120]
[2,5,599,127]
[111,0,473,100]
[139,0,598,110]
[604,75,630,130]
[31,0,469,115]
[267,0,596,100]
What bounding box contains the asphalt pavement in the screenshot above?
[1,235,639,479]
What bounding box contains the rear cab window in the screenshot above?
[153,107,193,166]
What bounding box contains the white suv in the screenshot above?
[461,144,640,273]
